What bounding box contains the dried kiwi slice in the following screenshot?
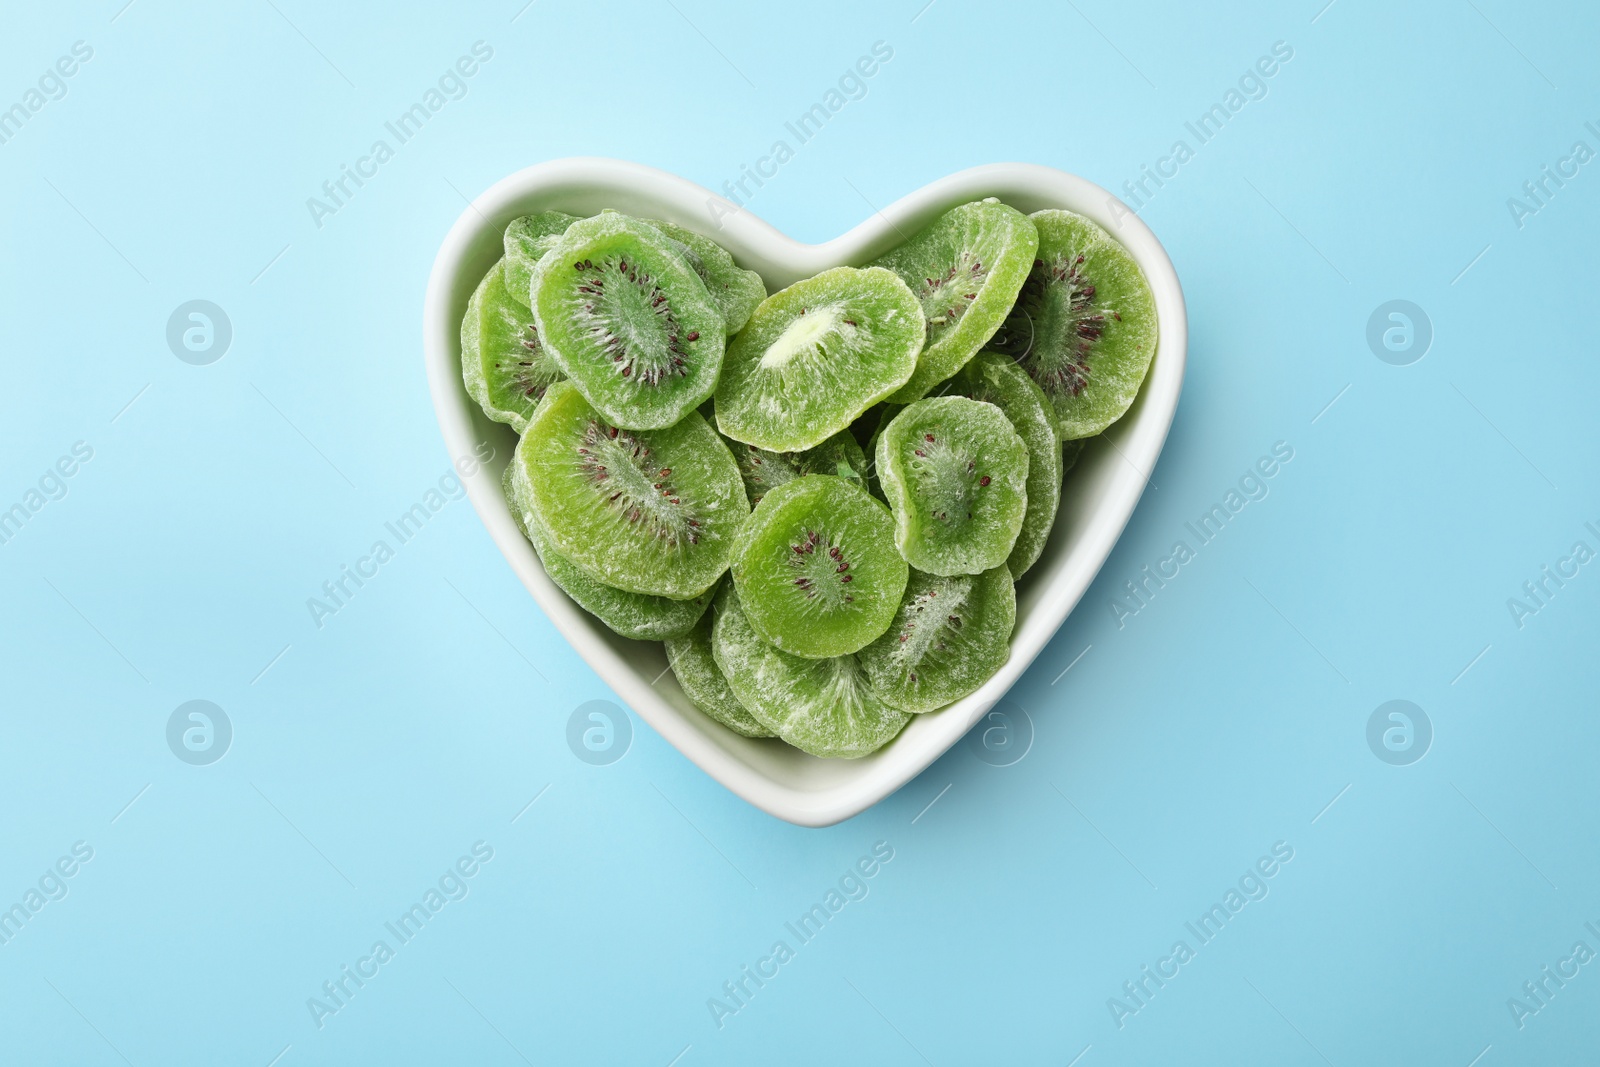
[991,209,1158,440]
[665,610,773,738]
[645,219,766,335]
[530,211,725,430]
[460,259,564,432]
[943,352,1062,578]
[730,429,868,508]
[859,565,1016,713]
[503,461,532,540]
[730,475,906,659]
[875,397,1030,577]
[504,211,582,307]
[513,381,747,599]
[503,464,711,641]
[714,266,922,453]
[871,199,1038,403]
[711,584,911,759]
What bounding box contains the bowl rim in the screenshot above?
[423,158,1187,826]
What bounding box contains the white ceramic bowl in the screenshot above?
[424,159,1186,827]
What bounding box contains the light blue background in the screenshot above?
[2,1,1597,1063]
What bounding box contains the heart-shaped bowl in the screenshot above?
[424,158,1186,826]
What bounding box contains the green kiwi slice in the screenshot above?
[730,475,907,659]
[503,461,533,540]
[513,381,747,599]
[990,209,1158,440]
[530,211,726,430]
[943,352,1062,578]
[645,219,766,335]
[875,396,1030,577]
[665,610,773,738]
[714,266,922,453]
[871,199,1039,403]
[859,565,1016,713]
[460,259,565,432]
[502,463,710,640]
[711,584,911,759]
[730,429,869,508]
[503,211,582,307]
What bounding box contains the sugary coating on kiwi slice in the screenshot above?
[871,199,1039,404]
[665,609,773,738]
[859,565,1016,713]
[530,211,726,431]
[644,219,766,335]
[714,266,922,453]
[503,460,533,539]
[730,429,868,508]
[504,211,582,307]
[991,209,1158,440]
[944,352,1062,578]
[514,381,747,599]
[711,584,911,759]
[875,396,1030,577]
[731,475,907,659]
[503,463,712,641]
[460,259,565,432]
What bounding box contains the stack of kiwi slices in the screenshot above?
[464,198,1158,759]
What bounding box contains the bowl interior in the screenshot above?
[424,160,1185,826]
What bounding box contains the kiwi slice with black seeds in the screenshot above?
[513,381,747,600]
[531,211,726,430]
[874,396,1030,577]
[859,565,1016,713]
[871,199,1039,403]
[730,475,907,660]
[460,259,564,432]
[942,351,1062,578]
[991,209,1158,440]
[504,463,712,641]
